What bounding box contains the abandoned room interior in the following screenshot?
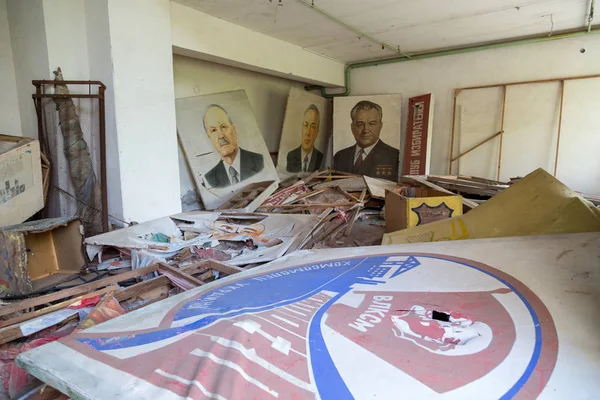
[0,0,599,398]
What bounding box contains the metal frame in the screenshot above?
[448,73,600,178]
[32,80,108,233]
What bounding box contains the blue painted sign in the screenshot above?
[66,253,558,399]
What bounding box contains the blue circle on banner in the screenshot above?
[75,253,558,399]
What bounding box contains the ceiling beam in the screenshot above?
[170,2,345,87]
[294,0,411,59]
[588,0,596,32]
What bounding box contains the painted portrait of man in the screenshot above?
[333,100,399,179]
[202,104,264,188]
[286,104,324,173]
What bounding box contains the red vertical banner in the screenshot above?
[403,94,434,176]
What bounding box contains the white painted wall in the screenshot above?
[38,0,99,221]
[174,54,306,152]
[42,0,89,82]
[6,0,181,223]
[105,0,181,222]
[170,2,345,88]
[6,0,49,138]
[351,34,600,194]
[173,54,305,209]
[0,0,20,135]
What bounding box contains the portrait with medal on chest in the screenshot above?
[333,94,402,181]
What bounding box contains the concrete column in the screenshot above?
[102,0,181,223]
[84,0,123,225]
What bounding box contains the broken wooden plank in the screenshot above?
[216,180,278,212]
[344,189,367,236]
[363,176,400,200]
[259,202,358,209]
[158,263,206,289]
[0,264,160,318]
[114,276,171,303]
[0,313,79,345]
[313,177,367,192]
[114,260,234,302]
[282,188,327,204]
[194,270,215,282]
[207,261,244,276]
[127,293,169,312]
[0,286,118,328]
[301,215,346,249]
[179,260,213,275]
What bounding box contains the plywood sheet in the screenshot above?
[454,87,503,179]
[501,82,560,181]
[17,232,600,399]
[558,77,600,195]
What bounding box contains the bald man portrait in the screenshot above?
[286,104,324,173]
[202,104,264,188]
[333,100,399,179]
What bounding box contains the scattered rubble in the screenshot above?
[1,165,599,398]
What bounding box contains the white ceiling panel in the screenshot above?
[173,0,593,62]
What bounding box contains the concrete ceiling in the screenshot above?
[173,0,592,62]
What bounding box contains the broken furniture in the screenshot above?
[216,180,278,212]
[384,186,462,233]
[0,217,85,296]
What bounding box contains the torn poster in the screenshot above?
[84,211,322,266]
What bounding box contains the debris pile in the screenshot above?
[0,259,240,398]
[1,164,599,398]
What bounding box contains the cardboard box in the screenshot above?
[383,168,600,245]
[385,187,463,233]
[0,135,43,227]
[0,217,86,295]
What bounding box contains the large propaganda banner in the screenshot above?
[19,241,567,399]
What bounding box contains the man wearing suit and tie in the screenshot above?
[286,104,324,173]
[203,104,264,188]
[334,100,399,180]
